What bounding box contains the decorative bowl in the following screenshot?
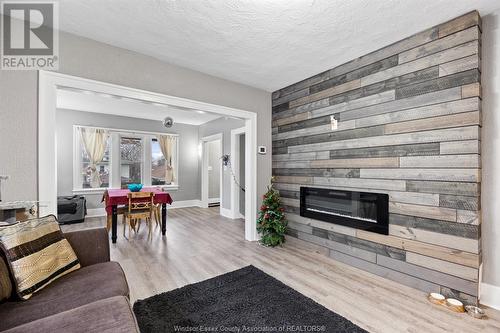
[465,305,486,319]
[128,184,143,192]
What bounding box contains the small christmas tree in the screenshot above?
[257,180,287,246]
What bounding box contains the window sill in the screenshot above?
[72,188,107,195]
[72,184,179,195]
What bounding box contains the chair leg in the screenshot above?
[106,215,112,232]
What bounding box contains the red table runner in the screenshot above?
[103,187,173,214]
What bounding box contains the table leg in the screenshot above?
[161,203,167,235]
[111,205,117,243]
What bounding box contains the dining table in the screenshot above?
[104,187,173,243]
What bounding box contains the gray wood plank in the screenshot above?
[330,251,441,294]
[329,143,440,159]
[272,87,310,107]
[389,214,479,239]
[355,98,479,129]
[288,126,479,153]
[312,90,396,119]
[438,10,481,38]
[439,54,480,77]
[274,125,385,149]
[311,227,406,260]
[440,140,480,155]
[272,151,330,161]
[328,67,439,113]
[309,55,399,94]
[383,111,480,135]
[389,202,457,222]
[406,181,480,196]
[341,86,462,121]
[399,154,480,168]
[389,224,479,253]
[311,157,399,168]
[395,69,479,99]
[439,194,480,211]
[406,252,478,282]
[361,40,478,87]
[313,177,406,191]
[273,120,355,141]
[360,168,480,182]
[273,98,329,121]
[273,168,360,178]
[399,26,480,64]
[376,255,477,296]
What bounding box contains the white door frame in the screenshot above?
[38,70,259,241]
[200,133,223,209]
[230,126,246,219]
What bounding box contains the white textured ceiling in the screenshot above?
[55,0,500,91]
[56,88,222,125]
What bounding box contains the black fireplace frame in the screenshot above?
[300,187,389,235]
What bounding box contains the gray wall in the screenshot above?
[481,9,500,297]
[56,109,200,209]
[272,11,482,305]
[199,118,245,210]
[0,20,271,218]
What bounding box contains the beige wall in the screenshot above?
[0,23,271,214]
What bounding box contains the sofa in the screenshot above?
[0,228,139,332]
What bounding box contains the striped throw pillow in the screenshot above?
[0,215,80,300]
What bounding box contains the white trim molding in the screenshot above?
[38,71,259,242]
[170,199,202,209]
[86,208,106,218]
[480,283,500,310]
[200,133,223,209]
[230,126,247,221]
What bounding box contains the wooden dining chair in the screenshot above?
[123,191,155,240]
[102,190,128,232]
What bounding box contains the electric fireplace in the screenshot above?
[300,187,389,235]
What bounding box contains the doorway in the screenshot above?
[201,134,223,210]
[38,71,259,241]
[230,127,246,219]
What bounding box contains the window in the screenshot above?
[120,137,143,188]
[76,131,111,189]
[151,138,167,185]
[73,126,179,192]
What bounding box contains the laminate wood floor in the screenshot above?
[62,207,500,333]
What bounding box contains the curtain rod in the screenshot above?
[73,124,179,137]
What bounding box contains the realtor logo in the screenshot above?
[1,1,59,70]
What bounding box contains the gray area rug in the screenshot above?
[133,265,367,333]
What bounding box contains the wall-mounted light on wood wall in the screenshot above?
[330,115,338,130]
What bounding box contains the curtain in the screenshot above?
[157,135,177,184]
[79,127,108,188]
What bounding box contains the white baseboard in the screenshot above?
[220,207,233,218]
[480,282,500,310]
[208,197,220,204]
[86,208,106,218]
[221,207,244,219]
[170,199,202,209]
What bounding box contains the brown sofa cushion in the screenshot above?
[0,215,80,300]
[0,261,129,331]
[0,255,12,302]
[2,296,139,333]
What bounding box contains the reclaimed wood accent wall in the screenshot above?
[271,11,482,304]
